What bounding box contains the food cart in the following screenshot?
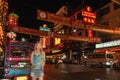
[4,41,34,80]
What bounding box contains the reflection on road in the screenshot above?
[44,64,120,80]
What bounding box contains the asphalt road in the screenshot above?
[0,64,120,80]
[44,64,120,80]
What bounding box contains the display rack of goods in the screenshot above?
[4,41,34,79]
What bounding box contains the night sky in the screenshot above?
[8,0,111,29]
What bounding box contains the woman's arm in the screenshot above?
[43,51,46,61]
[31,51,34,65]
[42,51,46,67]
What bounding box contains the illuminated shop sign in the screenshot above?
[39,26,50,31]
[81,10,96,18]
[95,47,120,53]
[95,40,120,48]
[40,37,50,48]
[40,37,46,48]
[15,76,27,80]
[88,30,92,37]
[81,6,96,24]
[55,38,61,45]
[52,50,61,53]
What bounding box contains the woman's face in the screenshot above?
[36,43,42,50]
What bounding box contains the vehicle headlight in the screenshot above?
[106,62,111,65]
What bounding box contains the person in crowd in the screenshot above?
[31,41,46,80]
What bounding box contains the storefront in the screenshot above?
[95,40,120,53]
[95,40,120,59]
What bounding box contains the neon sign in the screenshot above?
[81,6,96,24]
[81,10,96,18]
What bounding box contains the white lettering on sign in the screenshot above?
[96,40,120,48]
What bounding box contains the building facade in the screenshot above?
[95,2,120,42]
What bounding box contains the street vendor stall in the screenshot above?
[4,41,34,79]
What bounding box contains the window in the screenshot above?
[114,3,120,10]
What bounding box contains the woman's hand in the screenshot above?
[31,65,35,69]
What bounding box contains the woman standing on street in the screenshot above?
[31,41,46,80]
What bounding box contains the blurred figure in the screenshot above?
[54,56,59,68]
[31,41,46,80]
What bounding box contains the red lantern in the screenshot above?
[88,30,92,38]
[8,13,19,27]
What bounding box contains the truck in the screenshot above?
[81,52,115,67]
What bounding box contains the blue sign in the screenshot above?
[39,27,50,31]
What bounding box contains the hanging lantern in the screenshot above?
[8,13,19,27]
[88,30,92,38]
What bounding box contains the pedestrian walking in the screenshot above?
[30,41,46,80]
